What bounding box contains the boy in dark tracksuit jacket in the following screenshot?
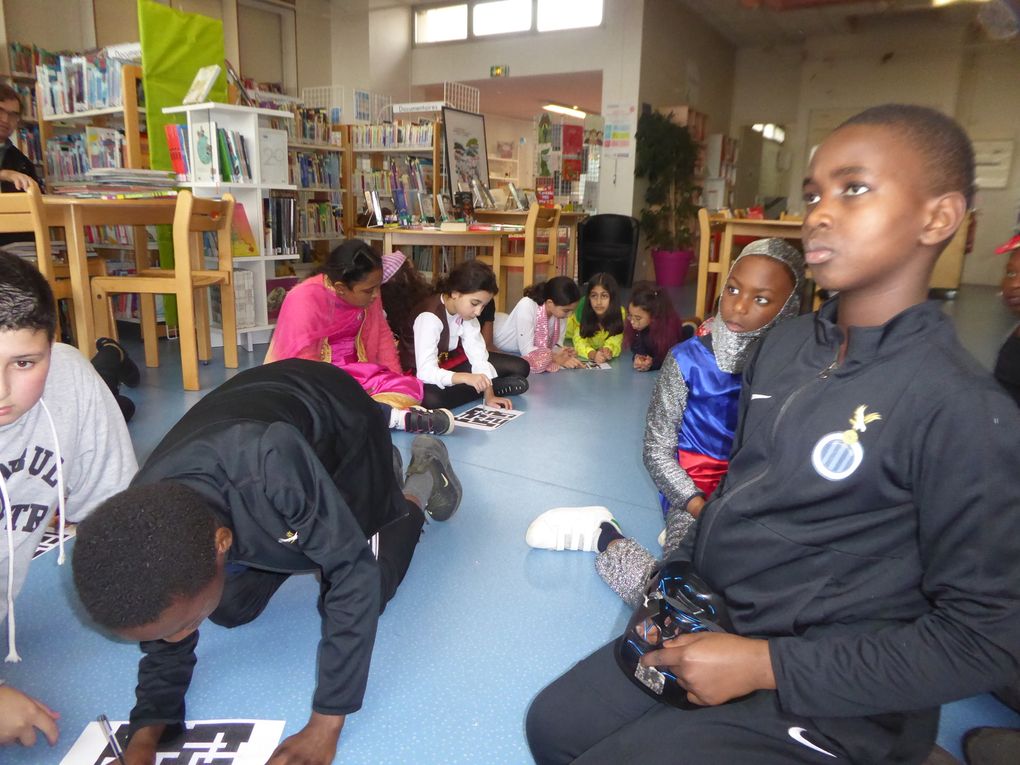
[72,360,462,765]
[528,105,1020,764]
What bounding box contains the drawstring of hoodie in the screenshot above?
[39,401,67,566]
[2,399,66,663]
[1,470,17,663]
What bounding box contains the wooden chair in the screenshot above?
[694,207,732,319]
[477,203,561,298]
[0,181,51,271]
[0,181,112,345]
[90,191,238,390]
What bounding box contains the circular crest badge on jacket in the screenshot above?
[811,405,882,481]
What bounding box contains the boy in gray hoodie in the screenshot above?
[0,252,136,751]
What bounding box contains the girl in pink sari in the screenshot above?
[265,239,453,434]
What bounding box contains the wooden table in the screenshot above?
[42,195,177,356]
[354,225,514,309]
[474,209,588,282]
[695,217,803,318]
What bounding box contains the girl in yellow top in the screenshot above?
[567,272,626,364]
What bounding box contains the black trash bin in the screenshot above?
[577,214,640,287]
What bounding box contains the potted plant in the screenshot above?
[634,109,700,287]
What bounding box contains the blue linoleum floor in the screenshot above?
[6,284,1020,764]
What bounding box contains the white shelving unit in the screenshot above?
[487,154,519,188]
[163,102,296,351]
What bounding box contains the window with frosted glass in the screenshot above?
[473,0,531,36]
[537,0,603,32]
[415,5,469,43]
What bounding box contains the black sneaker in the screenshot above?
[116,394,135,423]
[96,337,141,388]
[403,407,455,435]
[406,435,462,521]
[492,375,529,397]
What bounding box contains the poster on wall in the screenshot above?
[602,103,637,159]
[442,107,489,195]
[561,124,583,156]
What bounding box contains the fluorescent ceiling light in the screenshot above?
[543,103,587,119]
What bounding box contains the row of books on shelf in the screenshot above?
[291,151,341,189]
[350,121,434,151]
[287,108,337,146]
[14,125,41,164]
[12,82,37,121]
[81,224,157,248]
[45,125,125,180]
[164,122,255,184]
[227,199,308,258]
[7,42,60,77]
[352,156,433,195]
[105,260,166,322]
[37,48,138,117]
[264,194,299,255]
[410,246,449,279]
[165,122,290,185]
[298,201,344,239]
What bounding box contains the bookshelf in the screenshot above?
[163,102,298,351]
[2,69,42,170]
[31,55,157,326]
[37,63,147,184]
[287,108,351,249]
[4,43,48,171]
[349,119,442,223]
[487,153,519,188]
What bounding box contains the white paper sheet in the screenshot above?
[453,405,525,431]
[61,719,285,765]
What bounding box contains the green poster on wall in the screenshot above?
[137,0,228,326]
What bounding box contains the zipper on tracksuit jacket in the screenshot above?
[694,352,841,572]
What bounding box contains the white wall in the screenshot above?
[730,45,801,134]
[640,0,735,135]
[368,6,412,103]
[787,20,966,215]
[296,0,332,90]
[330,0,370,98]
[636,0,735,279]
[4,0,93,50]
[955,41,1020,285]
[731,18,1020,286]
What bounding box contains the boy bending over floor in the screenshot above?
[72,360,462,765]
[527,104,1020,764]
